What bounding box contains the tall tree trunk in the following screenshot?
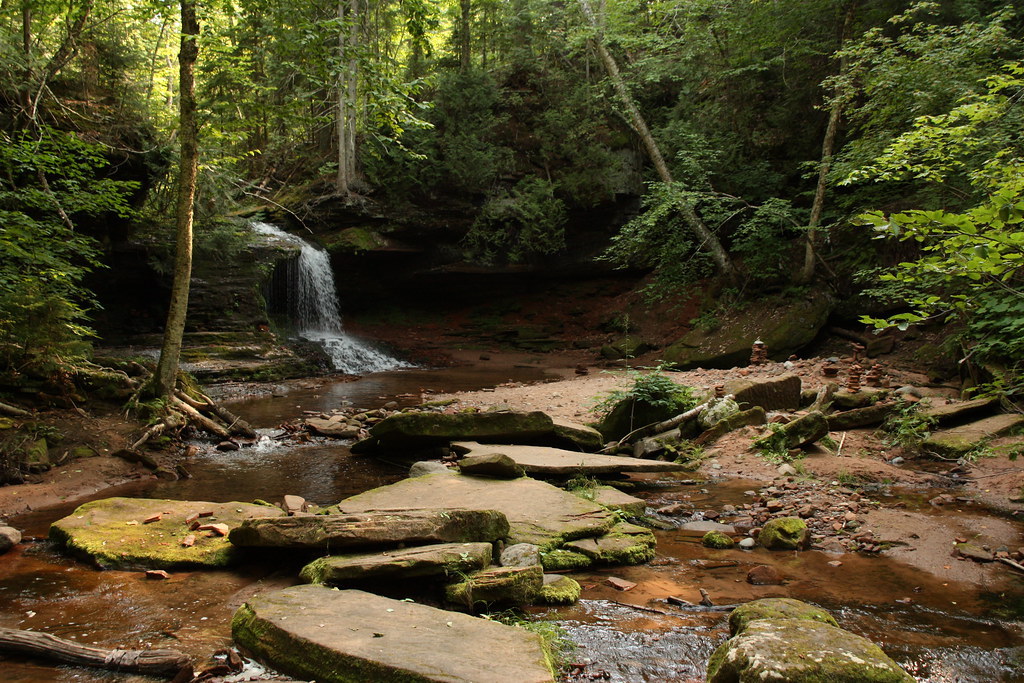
[347,0,358,184]
[797,4,855,285]
[154,0,199,399]
[459,0,471,72]
[336,0,351,193]
[578,0,736,283]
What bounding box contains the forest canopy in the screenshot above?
[0,0,1021,392]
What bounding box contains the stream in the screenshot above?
[1,360,1023,682]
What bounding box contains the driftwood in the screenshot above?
[666,595,738,612]
[0,400,29,417]
[170,395,232,440]
[175,390,256,439]
[0,626,189,675]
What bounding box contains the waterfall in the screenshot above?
[251,221,411,374]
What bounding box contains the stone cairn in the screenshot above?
[846,363,863,393]
[750,339,768,366]
[821,359,840,378]
[864,363,883,387]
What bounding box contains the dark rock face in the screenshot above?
[662,291,831,370]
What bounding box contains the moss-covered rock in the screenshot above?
[702,531,735,549]
[728,598,838,635]
[539,548,593,571]
[551,419,604,452]
[538,575,581,605]
[50,497,285,569]
[774,411,829,449]
[758,517,809,550]
[445,564,544,610]
[599,335,653,360]
[596,399,682,442]
[662,291,831,370]
[707,618,914,682]
[563,522,656,565]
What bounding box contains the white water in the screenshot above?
[251,221,411,374]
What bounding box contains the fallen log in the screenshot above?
[175,390,256,439]
[0,626,189,676]
[170,396,231,440]
[0,400,29,417]
[605,403,708,452]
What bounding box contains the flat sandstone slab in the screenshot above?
[923,413,1024,456]
[299,542,493,584]
[453,442,687,475]
[337,473,615,549]
[229,508,509,550]
[50,497,284,569]
[232,585,555,683]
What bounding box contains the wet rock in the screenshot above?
[758,517,809,550]
[281,495,307,515]
[604,576,637,591]
[458,452,526,479]
[229,509,509,551]
[707,618,914,683]
[724,373,802,411]
[50,498,285,569]
[746,565,784,585]
[232,585,555,683]
[955,543,994,562]
[445,564,544,610]
[0,525,22,554]
[501,543,541,567]
[305,414,362,439]
[738,537,756,550]
[299,542,493,584]
[338,473,615,550]
[703,531,735,549]
[680,521,736,535]
[409,461,452,477]
[538,574,581,605]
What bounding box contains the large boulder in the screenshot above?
[357,410,554,452]
[596,398,683,442]
[727,597,837,634]
[299,542,494,584]
[662,291,831,370]
[49,498,285,569]
[229,509,510,550]
[723,374,802,411]
[922,413,1024,458]
[232,585,555,683]
[707,618,913,682]
[336,473,615,550]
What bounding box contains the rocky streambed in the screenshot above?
[0,355,1023,681]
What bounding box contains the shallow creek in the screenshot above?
[1,362,1023,682]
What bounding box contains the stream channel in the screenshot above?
[2,360,1023,682]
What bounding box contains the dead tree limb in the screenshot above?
[196,392,257,438]
[0,401,30,417]
[169,396,231,440]
[0,626,189,676]
[607,403,708,451]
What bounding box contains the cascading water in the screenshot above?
[251,221,411,374]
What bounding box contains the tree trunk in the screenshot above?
[347,0,358,184]
[459,0,471,72]
[0,627,189,676]
[797,5,854,284]
[154,0,199,399]
[578,0,736,283]
[336,0,350,193]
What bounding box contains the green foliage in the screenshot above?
[729,198,803,282]
[753,423,797,464]
[593,366,699,418]
[564,473,601,500]
[881,399,937,448]
[0,128,139,368]
[462,177,567,264]
[850,62,1024,394]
